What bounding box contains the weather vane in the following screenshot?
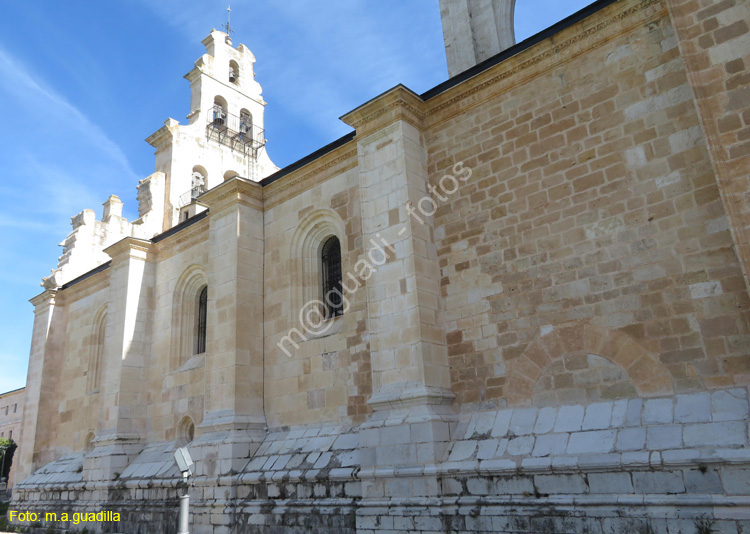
[223,5,235,40]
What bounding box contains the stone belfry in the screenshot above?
[142,25,277,231]
[439,0,516,77]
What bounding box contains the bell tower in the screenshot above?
[142,27,277,232]
[439,0,517,77]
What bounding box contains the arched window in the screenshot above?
[87,308,107,393]
[321,236,343,319]
[195,286,208,355]
[229,60,240,84]
[289,209,347,339]
[171,266,208,369]
[191,165,207,200]
[239,109,252,138]
[212,96,227,126]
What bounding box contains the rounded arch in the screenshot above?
[239,108,252,136]
[212,96,228,125]
[190,166,208,201]
[84,431,96,453]
[505,323,674,406]
[290,208,348,331]
[171,265,208,369]
[213,95,227,110]
[176,416,195,446]
[87,305,108,393]
[291,208,347,260]
[229,60,240,84]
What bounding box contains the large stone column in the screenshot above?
[14,290,65,484]
[439,0,516,77]
[194,178,266,477]
[92,238,155,481]
[342,87,456,499]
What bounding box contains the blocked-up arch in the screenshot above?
[171,265,208,369]
[87,306,107,393]
[84,431,96,452]
[505,323,674,406]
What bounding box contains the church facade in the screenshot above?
[12,0,750,532]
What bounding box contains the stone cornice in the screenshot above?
[58,266,111,301]
[103,237,155,263]
[145,119,179,149]
[262,143,358,209]
[154,219,210,261]
[199,176,264,213]
[340,85,427,138]
[29,289,58,309]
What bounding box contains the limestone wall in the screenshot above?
[425,0,750,405]
[262,157,372,428]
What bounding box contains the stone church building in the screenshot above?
[12,0,750,532]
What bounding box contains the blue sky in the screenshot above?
[0,0,593,393]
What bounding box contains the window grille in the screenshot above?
[321,236,343,319]
[196,286,208,354]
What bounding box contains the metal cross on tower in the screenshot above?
[222,5,235,40]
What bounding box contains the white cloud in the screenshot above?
[0,46,139,184]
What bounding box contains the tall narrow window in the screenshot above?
[195,286,208,354]
[229,60,240,84]
[321,236,343,319]
[239,110,252,137]
[212,96,227,127]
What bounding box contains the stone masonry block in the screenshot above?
[534,474,588,494]
[675,392,711,423]
[507,436,535,456]
[381,425,411,446]
[643,398,673,424]
[611,399,628,427]
[492,409,513,438]
[332,434,359,450]
[494,475,534,495]
[632,471,685,494]
[567,430,616,454]
[533,433,569,457]
[712,389,749,422]
[582,402,613,430]
[646,425,683,450]
[626,398,643,426]
[466,411,497,438]
[683,422,746,447]
[448,440,477,462]
[684,468,723,494]
[721,467,750,495]
[588,472,633,493]
[616,427,646,451]
[476,439,498,460]
[554,405,585,433]
[534,407,557,434]
[509,408,538,436]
